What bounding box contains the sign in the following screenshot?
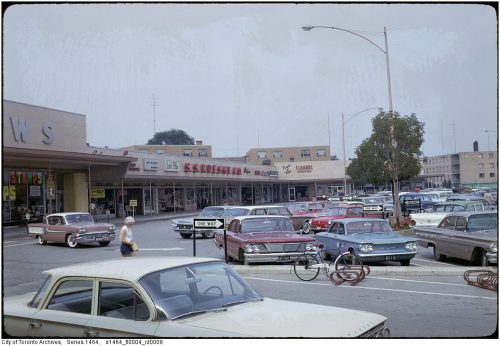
[404,199,421,206]
[296,165,313,173]
[29,185,41,197]
[3,186,9,201]
[46,174,55,189]
[129,200,138,207]
[363,205,384,212]
[91,188,106,199]
[165,161,180,172]
[144,158,159,171]
[193,218,224,230]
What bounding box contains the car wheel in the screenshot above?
[433,246,446,261]
[479,250,489,267]
[202,229,215,239]
[38,235,47,245]
[400,259,411,266]
[301,221,311,234]
[98,241,111,247]
[180,233,192,239]
[66,234,78,248]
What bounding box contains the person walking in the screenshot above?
[120,216,138,257]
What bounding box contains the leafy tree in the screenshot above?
[147,129,195,145]
[347,110,425,229]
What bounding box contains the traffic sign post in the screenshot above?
[192,218,225,257]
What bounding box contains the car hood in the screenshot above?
[322,232,417,244]
[169,298,387,337]
[236,232,315,242]
[172,217,196,225]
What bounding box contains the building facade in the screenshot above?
[422,151,498,189]
[2,101,346,226]
[246,146,331,165]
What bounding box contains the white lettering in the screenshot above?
[42,121,54,144]
[10,116,28,142]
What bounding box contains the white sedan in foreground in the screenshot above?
[4,256,390,337]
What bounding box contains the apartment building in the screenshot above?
[422,150,498,189]
[246,146,331,165]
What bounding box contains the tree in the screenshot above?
[347,110,425,229]
[147,129,195,145]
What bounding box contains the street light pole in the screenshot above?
[302,25,393,112]
[342,107,381,195]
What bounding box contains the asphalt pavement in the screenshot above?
[3,212,497,277]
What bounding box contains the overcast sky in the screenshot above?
[3,2,498,159]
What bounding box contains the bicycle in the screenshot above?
[293,244,369,284]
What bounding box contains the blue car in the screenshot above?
[316,218,418,266]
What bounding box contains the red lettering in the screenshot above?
[10,171,16,185]
[255,171,261,176]
[193,164,199,173]
[207,165,212,174]
[201,164,206,173]
[222,166,227,174]
[217,166,222,174]
[184,163,191,173]
[237,168,242,175]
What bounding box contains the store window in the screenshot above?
[490,173,495,178]
[257,151,267,159]
[479,173,485,178]
[3,171,45,224]
[90,188,115,216]
[183,149,193,157]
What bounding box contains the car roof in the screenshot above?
[331,218,390,224]
[229,205,287,210]
[46,212,91,217]
[43,256,220,281]
[230,215,291,221]
[435,200,482,206]
[438,211,497,218]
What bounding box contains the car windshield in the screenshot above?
[325,208,348,216]
[139,261,262,321]
[65,214,94,224]
[345,221,393,234]
[199,207,226,217]
[467,214,498,231]
[222,208,250,217]
[434,205,466,212]
[240,218,294,233]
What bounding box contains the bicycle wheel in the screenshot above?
[334,252,364,282]
[294,254,320,281]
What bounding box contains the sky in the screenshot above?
[2,2,498,159]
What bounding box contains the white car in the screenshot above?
[410,201,486,226]
[4,257,390,337]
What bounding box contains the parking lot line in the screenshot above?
[369,276,468,287]
[4,241,36,248]
[243,276,496,300]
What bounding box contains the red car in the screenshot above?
[214,215,316,265]
[309,205,365,233]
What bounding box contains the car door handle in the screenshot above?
[29,320,42,328]
[84,328,99,337]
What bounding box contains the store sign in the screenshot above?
[91,188,106,199]
[10,171,43,185]
[184,163,243,176]
[165,161,180,172]
[144,158,159,171]
[296,165,313,173]
[10,116,54,145]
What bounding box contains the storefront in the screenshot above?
[3,100,350,225]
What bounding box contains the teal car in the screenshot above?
[316,218,418,266]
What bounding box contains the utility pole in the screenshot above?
[152,93,159,136]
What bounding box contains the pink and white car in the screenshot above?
[28,212,116,248]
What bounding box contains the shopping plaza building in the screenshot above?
[2,100,497,226]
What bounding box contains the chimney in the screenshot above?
[196,140,203,145]
[473,141,479,152]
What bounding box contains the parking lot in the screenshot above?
[2,218,497,338]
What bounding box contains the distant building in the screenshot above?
[122,142,212,159]
[422,151,497,189]
[246,146,331,165]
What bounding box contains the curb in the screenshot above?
[231,264,498,276]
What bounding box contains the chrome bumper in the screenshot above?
[76,233,115,243]
[243,251,316,264]
[486,252,497,264]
